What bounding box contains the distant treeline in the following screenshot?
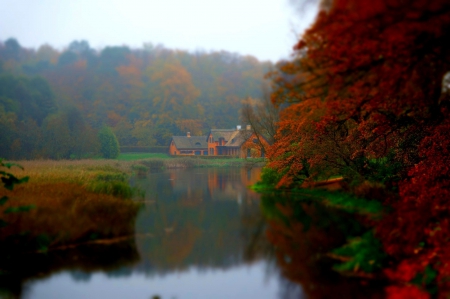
[0,38,272,159]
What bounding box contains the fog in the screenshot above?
[0,0,317,62]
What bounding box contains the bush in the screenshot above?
[98,126,120,159]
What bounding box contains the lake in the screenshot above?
[2,167,384,299]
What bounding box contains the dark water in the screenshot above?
[8,167,303,299]
[2,167,385,299]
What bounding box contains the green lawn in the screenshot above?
[117,153,171,161]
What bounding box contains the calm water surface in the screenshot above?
[16,167,304,299]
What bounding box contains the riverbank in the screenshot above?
[0,160,142,254]
[138,156,265,169]
[117,152,266,169]
[253,170,443,297]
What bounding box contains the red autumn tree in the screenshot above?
[267,0,450,296]
[268,0,450,187]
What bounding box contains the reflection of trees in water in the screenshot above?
[2,167,273,297]
[134,199,269,275]
[241,206,274,264]
[70,270,92,282]
[0,239,139,298]
[261,193,386,299]
[132,167,275,276]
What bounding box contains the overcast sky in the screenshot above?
[0,0,317,62]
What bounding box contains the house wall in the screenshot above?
[170,140,208,156]
[207,133,216,156]
[169,141,178,155]
[174,132,269,158]
[179,150,207,155]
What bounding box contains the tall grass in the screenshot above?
[117,153,171,161]
[0,159,142,253]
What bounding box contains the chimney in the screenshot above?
[246,125,251,130]
[237,125,241,130]
[187,132,191,138]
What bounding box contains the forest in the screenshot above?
[0,38,272,159]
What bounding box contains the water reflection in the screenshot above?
[2,167,283,299]
[261,192,386,299]
[132,167,272,273]
[0,240,139,299]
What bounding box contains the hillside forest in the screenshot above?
[0,39,272,159]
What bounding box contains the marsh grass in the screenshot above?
[117,153,171,161]
[0,159,142,253]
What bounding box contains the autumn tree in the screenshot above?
[240,84,280,148]
[268,0,450,186]
[266,0,450,295]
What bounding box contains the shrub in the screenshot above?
[98,126,120,159]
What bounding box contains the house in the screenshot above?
[169,132,208,156]
[170,126,270,158]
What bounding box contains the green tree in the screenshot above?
[98,126,120,159]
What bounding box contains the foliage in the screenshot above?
[268,0,450,187]
[332,231,387,274]
[0,74,56,125]
[42,107,100,159]
[251,166,286,190]
[0,39,272,156]
[98,126,120,159]
[131,164,149,176]
[0,158,30,228]
[86,171,139,198]
[265,0,450,296]
[294,188,385,216]
[240,84,280,147]
[87,180,133,198]
[0,73,99,159]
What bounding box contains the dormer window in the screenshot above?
[195,142,201,147]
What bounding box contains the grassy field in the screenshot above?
[117,153,171,161]
[0,159,142,253]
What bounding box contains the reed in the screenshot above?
[0,159,142,253]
